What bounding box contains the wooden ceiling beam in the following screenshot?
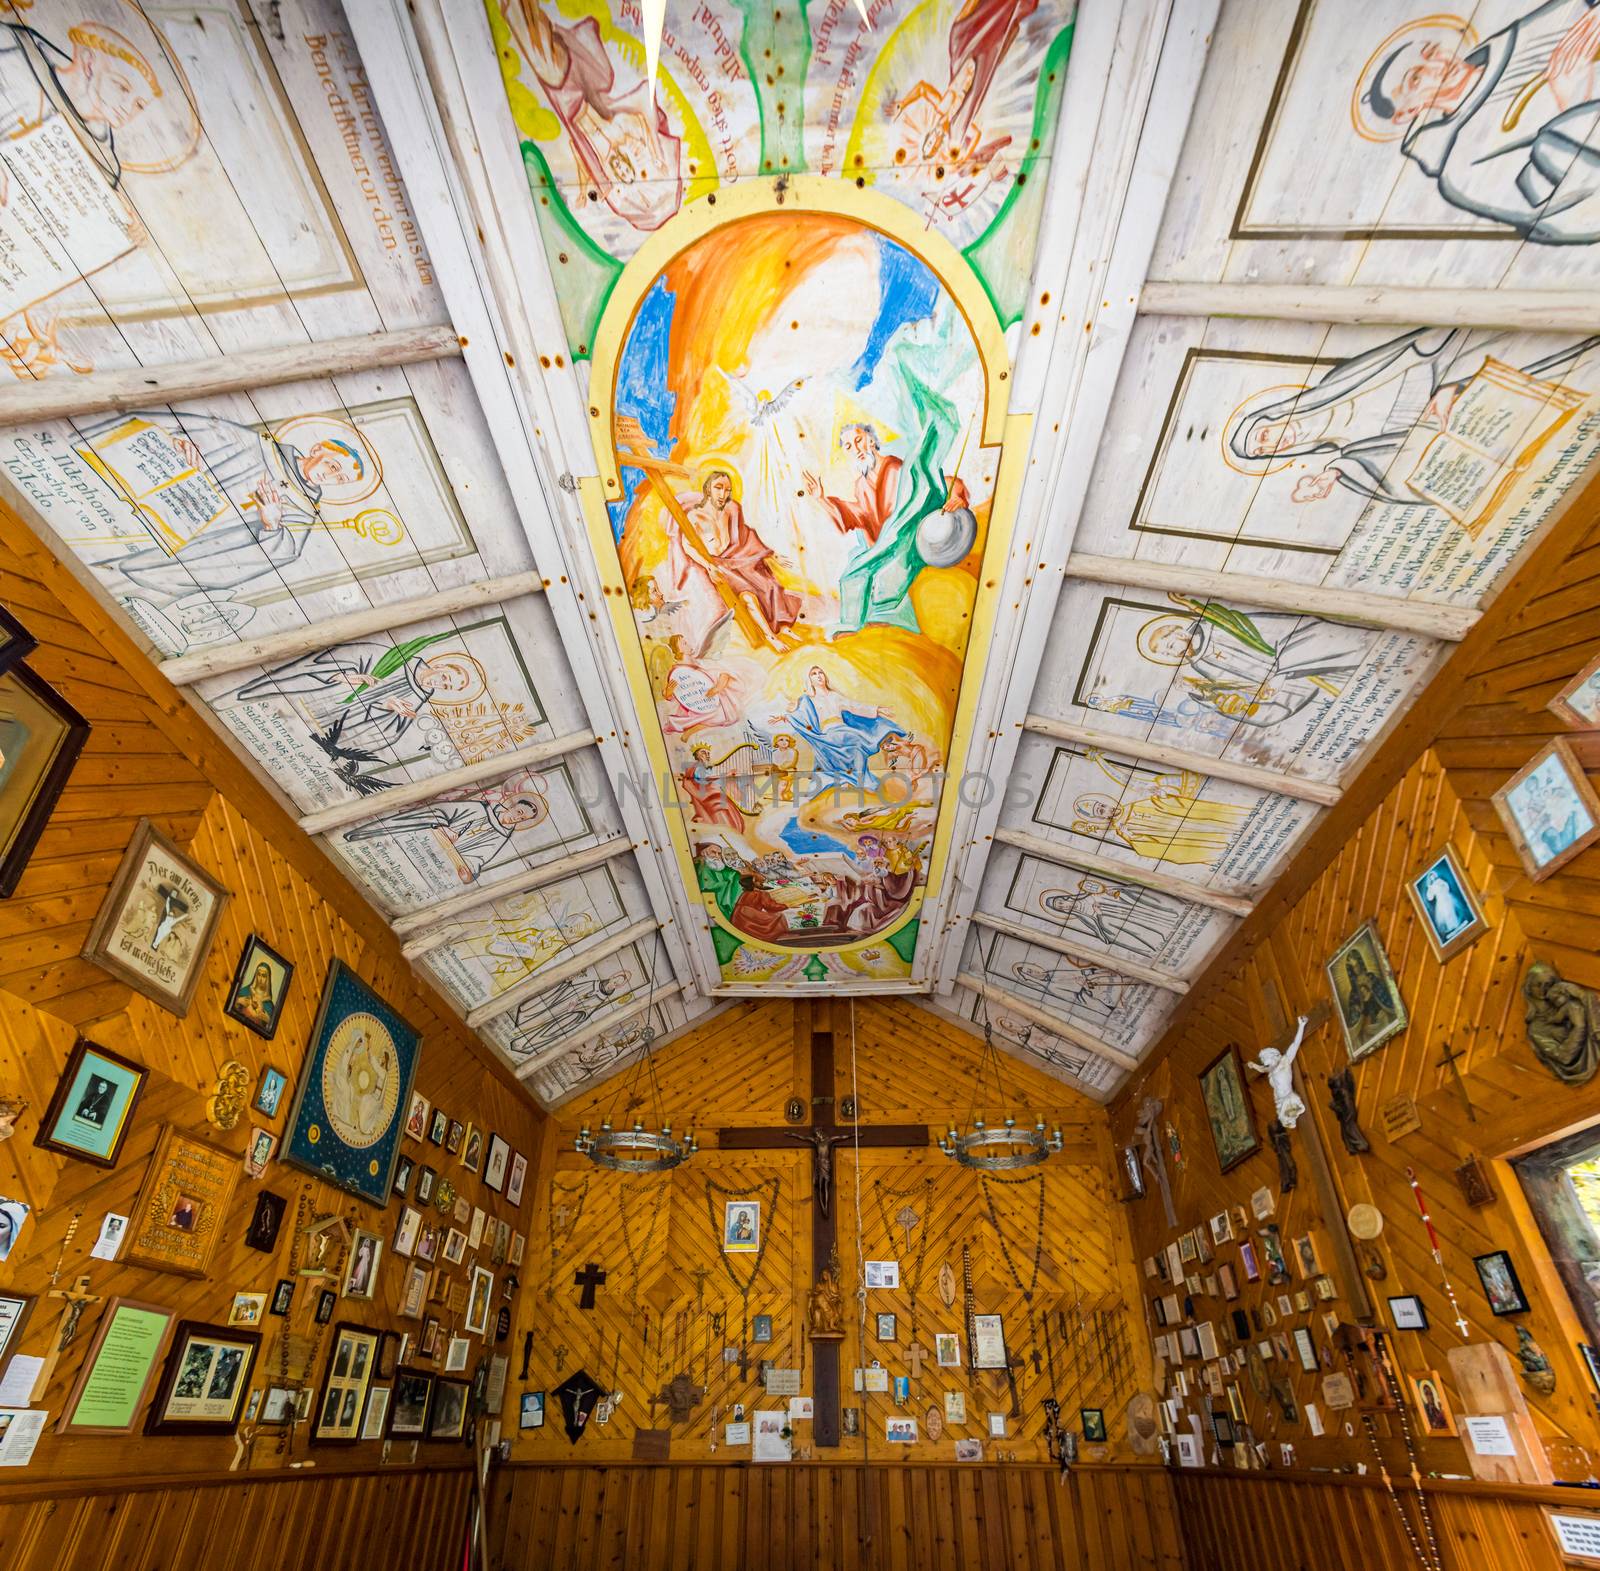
[1023,714,1341,806]
[1141,280,1600,333]
[957,973,1140,1074]
[993,825,1256,916]
[0,324,462,425]
[465,917,661,1029]
[512,980,686,1078]
[159,571,543,686]
[1066,553,1477,641]
[297,728,596,837]
[969,909,1190,994]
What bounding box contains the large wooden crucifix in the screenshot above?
[716,1020,927,1448]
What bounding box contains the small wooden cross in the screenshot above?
[1436,1040,1476,1122]
[29,1275,102,1403]
[573,1262,607,1309]
[894,1204,921,1255]
[904,1341,929,1379]
[552,1202,573,1231]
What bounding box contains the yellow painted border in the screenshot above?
[579,176,1028,980]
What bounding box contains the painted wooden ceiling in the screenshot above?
[3,0,1596,1107]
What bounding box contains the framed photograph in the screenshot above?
[145,1320,260,1435]
[506,1151,527,1208]
[443,1228,467,1266]
[0,1291,36,1376]
[465,1266,495,1337]
[398,1263,428,1320]
[224,935,294,1041]
[484,1133,511,1193]
[404,1092,429,1143]
[1198,1044,1259,1174]
[253,1068,289,1119]
[123,1125,240,1277]
[520,1390,546,1429]
[0,604,36,678]
[281,960,421,1207]
[722,1198,760,1254]
[1209,1211,1234,1245]
[269,1279,295,1317]
[1292,1233,1323,1281]
[259,1385,297,1427]
[342,1229,383,1301]
[82,818,229,1016]
[417,1225,438,1265]
[1493,739,1600,881]
[1410,1370,1457,1437]
[1326,920,1408,1062]
[0,662,88,899]
[227,1292,266,1327]
[875,1312,897,1342]
[1291,1327,1317,1374]
[461,1123,483,1174]
[1474,1250,1531,1316]
[243,1127,276,1179]
[316,1290,338,1325]
[361,1386,390,1440]
[312,1323,380,1445]
[1406,845,1488,963]
[1389,1295,1428,1331]
[416,1165,436,1206]
[34,1037,146,1167]
[57,1298,174,1435]
[429,1376,468,1439]
[444,1337,471,1375]
[390,1367,434,1436]
[428,1109,448,1146]
[1081,1407,1107,1443]
[244,1190,287,1253]
[445,1120,464,1155]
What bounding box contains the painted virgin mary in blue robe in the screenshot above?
[781,666,906,796]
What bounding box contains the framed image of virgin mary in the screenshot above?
[224,934,295,1040]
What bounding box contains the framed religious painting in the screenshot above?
[389,1367,434,1437]
[34,1037,146,1167]
[342,1229,383,1302]
[1551,648,1600,730]
[519,1391,545,1430]
[483,1133,510,1193]
[0,662,88,899]
[253,1067,289,1119]
[145,1320,261,1435]
[460,1123,483,1174]
[445,1120,464,1155]
[57,1298,174,1435]
[465,1266,494,1337]
[82,819,229,1016]
[404,1092,429,1143]
[0,1291,36,1378]
[1198,1044,1259,1174]
[1326,920,1408,1062]
[223,934,295,1041]
[428,1108,448,1146]
[505,1150,527,1208]
[1406,844,1489,963]
[1409,1370,1457,1438]
[1494,740,1600,882]
[122,1125,240,1277]
[311,1323,380,1445]
[281,960,422,1207]
[723,1199,759,1254]
[0,605,37,678]
[428,1376,469,1440]
[1474,1250,1531,1317]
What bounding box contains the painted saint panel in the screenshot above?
[942,989,1118,1096]
[528,990,693,1106]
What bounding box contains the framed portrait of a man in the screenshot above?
[35,1038,146,1167]
[723,1200,760,1255]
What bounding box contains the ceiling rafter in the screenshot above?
[968,910,1189,995]
[956,973,1139,1075]
[465,918,662,1030]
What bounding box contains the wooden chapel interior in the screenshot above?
[5,1,1600,1568]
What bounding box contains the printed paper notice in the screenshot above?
[0,1356,42,1408]
[864,1261,899,1289]
[1549,1513,1600,1557]
[763,1367,801,1396]
[0,1408,47,1466]
[1463,1414,1516,1456]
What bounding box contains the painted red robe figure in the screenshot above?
[680,744,744,832]
[805,423,903,544]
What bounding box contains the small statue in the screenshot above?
[1326,1067,1370,1154]
[1133,1096,1177,1228]
[1523,961,1600,1085]
[807,1252,845,1340]
[1515,1324,1556,1396]
[0,1095,27,1140]
[1267,1119,1298,1193]
[1248,1016,1309,1129]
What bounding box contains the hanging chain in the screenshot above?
[545,1176,590,1301]
[617,1173,668,1296]
[1358,1331,1444,1571]
[873,1176,935,1337]
[981,1170,1048,1303]
[702,1174,781,1359]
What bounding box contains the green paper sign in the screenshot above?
[68,1305,170,1430]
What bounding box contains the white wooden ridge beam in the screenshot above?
[1140,281,1600,334]
[395,833,634,951]
[956,972,1140,1074]
[467,918,662,1030]
[1022,714,1341,807]
[159,571,543,686]
[512,980,686,1079]
[993,826,1256,918]
[1065,554,1478,641]
[969,909,1189,995]
[0,325,462,426]
[298,728,596,837]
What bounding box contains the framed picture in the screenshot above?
[0,663,88,899]
[506,1151,527,1208]
[428,1376,469,1439]
[1410,1370,1457,1437]
[82,819,229,1016]
[461,1124,483,1173]
[1292,1233,1323,1281]
[227,1292,266,1327]
[361,1386,390,1440]
[312,1323,380,1445]
[259,1386,297,1427]
[1326,920,1408,1062]
[876,1312,897,1342]
[243,1128,276,1179]
[1551,649,1600,729]
[484,1133,511,1193]
[393,1154,414,1199]
[34,1037,146,1167]
[1081,1406,1108,1443]
[1406,845,1488,963]
[244,1191,287,1253]
[281,961,421,1206]
[57,1298,174,1435]
[316,1290,337,1325]
[520,1390,545,1429]
[1389,1295,1428,1331]
[444,1336,471,1375]
[723,1198,759,1254]
[417,1165,436,1206]
[342,1229,383,1301]
[466,1266,495,1337]
[0,1291,36,1376]
[972,1314,1007,1370]
[1291,1327,1317,1374]
[420,1317,442,1358]
[269,1279,295,1317]
[253,1068,289,1119]
[445,1120,464,1155]
[429,1109,448,1146]
[1493,739,1600,881]
[398,1262,428,1320]
[1197,1044,1259,1174]
[145,1320,260,1434]
[404,1092,429,1142]
[0,604,37,678]
[443,1228,467,1266]
[224,935,295,1041]
[390,1367,434,1436]
[123,1125,240,1277]
[1474,1250,1530,1316]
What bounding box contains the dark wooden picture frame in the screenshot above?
[0,1290,36,1377]
[1197,1043,1260,1174]
[0,662,89,899]
[427,1375,469,1440]
[0,604,38,678]
[388,1366,434,1437]
[1474,1249,1532,1317]
[310,1322,381,1446]
[33,1037,147,1168]
[144,1319,261,1435]
[223,933,295,1041]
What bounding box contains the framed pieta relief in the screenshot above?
[81,819,229,1015]
[122,1124,240,1277]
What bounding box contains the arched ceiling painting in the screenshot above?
[1,0,1597,1107]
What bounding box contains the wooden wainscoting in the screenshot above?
[0,1464,472,1571]
[1171,1468,1595,1571]
[486,1461,1184,1570]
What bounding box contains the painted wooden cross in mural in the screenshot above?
[716,1024,927,1448]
